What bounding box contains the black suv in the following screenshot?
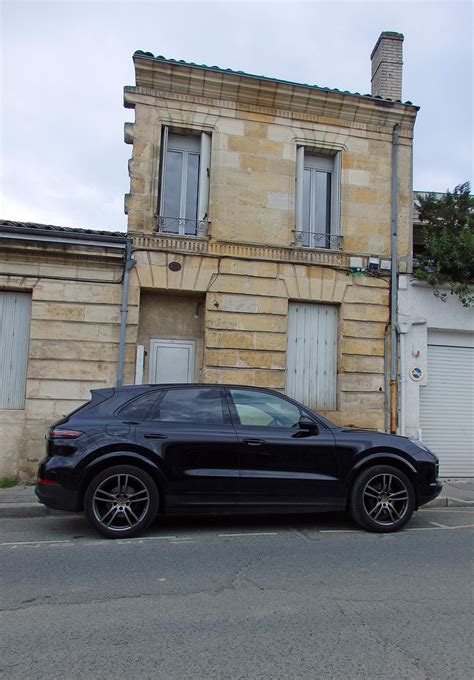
[36,384,442,538]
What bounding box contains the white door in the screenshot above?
[420,332,474,477]
[149,339,195,384]
[286,302,338,410]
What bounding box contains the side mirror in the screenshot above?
[298,416,319,434]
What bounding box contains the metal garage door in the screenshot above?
[420,336,474,477]
[286,302,337,410]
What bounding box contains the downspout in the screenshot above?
[117,239,135,387]
[383,321,390,432]
[390,124,400,433]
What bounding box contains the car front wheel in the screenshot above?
[350,465,415,532]
[84,465,159,539]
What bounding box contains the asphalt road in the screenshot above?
[1,508,473,680]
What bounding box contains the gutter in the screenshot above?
[390,124,399,433]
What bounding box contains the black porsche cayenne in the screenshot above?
[36,384,442,538]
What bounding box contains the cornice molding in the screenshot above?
[130,233,361,269]
[128,57,417,131]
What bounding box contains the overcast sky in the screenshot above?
[1,0,472,231]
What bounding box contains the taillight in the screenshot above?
[50,429,82,439]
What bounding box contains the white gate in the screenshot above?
[149,339,195,384]
[420,333,474,477]
[286,302,337,410]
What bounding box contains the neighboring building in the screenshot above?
[0,221,131,479]
[0,32,421,480]
[123,32,417,428]
[397,195,474,477]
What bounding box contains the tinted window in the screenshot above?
[230,389,302,428]
[117,391,161,421]
[151,388,226,424]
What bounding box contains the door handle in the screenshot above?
[243,439,266,446]
[144,433,168,439]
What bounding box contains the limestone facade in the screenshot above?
[124,52,418,431]
[0,224,133,479]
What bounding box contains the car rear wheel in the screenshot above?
[84,465,159,539]
[350,465,415,532]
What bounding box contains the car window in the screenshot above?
[229,389,302,428]
[150,388,226,424]
[117,391,161,421]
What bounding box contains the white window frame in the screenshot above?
[295,147,341,249]
[158,127,211,237]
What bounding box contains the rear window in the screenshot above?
[150,388,227,424]
[117,391,162,421]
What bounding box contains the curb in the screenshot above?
[0,503,81,519]
[425,497,474,509]
[0,498,472,519]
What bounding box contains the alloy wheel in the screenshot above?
[91,472,150,533]
[362,472,410,527]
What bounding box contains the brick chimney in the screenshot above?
[371,31,404,100]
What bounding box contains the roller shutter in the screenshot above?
[420,339,474,477]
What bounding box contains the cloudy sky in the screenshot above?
[1,0,472,231]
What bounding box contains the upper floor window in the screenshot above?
[294,148,341,250]
[158,127,211,237]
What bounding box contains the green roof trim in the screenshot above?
[133,51,419,108]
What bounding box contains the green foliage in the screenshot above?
[415,182,474,307]
[0,476,17,489]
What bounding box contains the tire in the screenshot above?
[349,465,415,533]
[84,464,159,539]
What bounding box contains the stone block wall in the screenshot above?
[0,250,137,480]
[124,87,415,267]
[133,251,388,430]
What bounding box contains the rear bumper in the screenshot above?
[418,481,443,507]
[35,482,81,512]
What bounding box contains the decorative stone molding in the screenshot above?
[131,233,355,268]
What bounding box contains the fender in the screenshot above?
[78,450,168,491]
[351,452,417,478]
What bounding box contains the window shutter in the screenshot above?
[197,132,211,236]
[294,146,305,244]
[0,292,31,409]
[158,125,169,221]
[331,152,341,238]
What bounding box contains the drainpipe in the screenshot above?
[383,321,390,432]
[117,239,135,386]
[390,124,400,433]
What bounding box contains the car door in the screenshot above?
[135,386,239,509]
[227,388,338,507]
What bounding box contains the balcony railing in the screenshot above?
[292,230,342,250]
[157,216,208,238]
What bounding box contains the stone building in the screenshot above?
[0,31,420,480]
[123,32,417,427]
[0,222,131,478]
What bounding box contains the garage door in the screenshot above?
[420,335,473,477]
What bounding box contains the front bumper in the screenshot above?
[418,481,443,507]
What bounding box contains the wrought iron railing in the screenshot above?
[292,230,343,250]
[157,216,208,237]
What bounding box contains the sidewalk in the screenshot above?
[1,480,473,518]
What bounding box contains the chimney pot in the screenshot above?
[371,31,404,100]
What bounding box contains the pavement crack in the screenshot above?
[335,599,432,679]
